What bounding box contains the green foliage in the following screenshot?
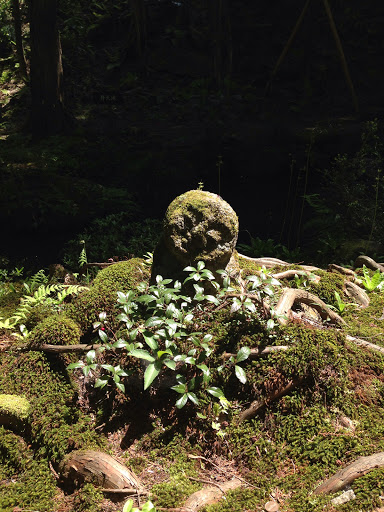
[361,264,384,291]
[124,499,156,512]
[237,234,301,262]
[62,215,162,268]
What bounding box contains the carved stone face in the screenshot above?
[163,190,239,268]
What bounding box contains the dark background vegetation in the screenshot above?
[1,0,384,270]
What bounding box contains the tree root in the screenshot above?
[314,452,384,494]
[275,288,345,327]
[354,255,384,273]
[328,264,356,277]
[222,346,289,360]
[59,450,143,491]
[344,281,370,307]
[271,269,321,283]
[238,378,303,423]
[346,335,384,355]
[182,477,243,511]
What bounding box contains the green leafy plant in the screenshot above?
[328,291,358,315]
[123,499,156,512]
[361,265,384,292]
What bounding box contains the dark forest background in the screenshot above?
[1,0,384,271]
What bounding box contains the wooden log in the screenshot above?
[314,452,384,494]
[59,450,143,491]
[183,477,243,511]
[238,378,303,423]
[354,255,384,273]
[344,281,370,307]
[274,288,345,326]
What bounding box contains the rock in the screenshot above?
[264,500,279,512]
[330,489,356,506]
[151,190,239,288]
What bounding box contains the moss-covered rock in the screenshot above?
[0,394,30,420]
[68,258,150,332]
[152,190,239,287]
[28,314,82,347]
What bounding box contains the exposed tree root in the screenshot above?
[328,264,356,277]
[238,378,303,423]
[222,346,289,360]
[314,452,384,494]
[271,269,321,283]
[182,477,243,511]
[346,335,384,355]
[275,288,345,327]
[354,255,384,273]
[344,281,370,307]
[59,450,143,491]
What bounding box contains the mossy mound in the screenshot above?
[28,313,82,347]
[0,350,100,462]
[68,257,150,332]
[0,427,57,512]
[0,394,30,420]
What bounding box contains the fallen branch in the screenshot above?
[222,346,289,360]
[182,477,243,511]
[275,288,345,326]
[23,343,103,353]
[101,487,148,495]
[314,452,384,494]
[238,378,303,423]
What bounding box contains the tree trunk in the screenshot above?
[29,0,68,137]
[11,0,28,80]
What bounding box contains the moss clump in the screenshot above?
[68,258,150,331]
[28,313,82,347]
[0,394,30,420]
[0,351,100,462]
[72,483,104,512]
[238,254,262,278]
[0,427,57,511]
[307,270,345,307]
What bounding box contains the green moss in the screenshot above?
[166,190,239,237]
[0,394,30,419]
[238,254,262,278]
[72,483,104,512]
[28,313,82,347]
[152,476,201,508]
[0,427,57,511]
[68,258,150,331]
[0,351,100,462]
[307,270,345,307]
